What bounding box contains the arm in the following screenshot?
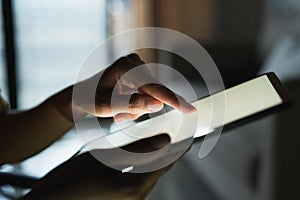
[0,86,77,164]
[20,134,173,200]
[0,53,195,165]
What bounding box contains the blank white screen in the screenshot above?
[194,75,283,138]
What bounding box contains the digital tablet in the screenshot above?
[80,72,290,150]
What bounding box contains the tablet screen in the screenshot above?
[193,74,283,138]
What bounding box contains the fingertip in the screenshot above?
[187,104,197,113]
[178,102,197,113]
[114,113,131,123]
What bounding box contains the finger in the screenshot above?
[112,93,163,115]
[103,55,150,87]
[114,113,145,122]
[139,84,196,113]
[130,93,163,114]
[102,57,138,83]
[126,53,143,64]
[115,53,145,73]
[128,113,144,121]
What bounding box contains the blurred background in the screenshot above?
[0,0,300,199]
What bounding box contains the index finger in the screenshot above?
[138,83,196,113]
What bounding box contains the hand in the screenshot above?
[19,54,195,199]
[73,53,196,122]
[21,135,180,200]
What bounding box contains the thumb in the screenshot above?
[121,134,171,153]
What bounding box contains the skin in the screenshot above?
[21,135,176,200]
[0,53,195,199]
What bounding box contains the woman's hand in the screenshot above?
[17,54,195,200]
[21,134,178,200]
[73,53,195,122]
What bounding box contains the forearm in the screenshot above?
[0,86,83,164]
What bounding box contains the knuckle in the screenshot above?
[95,100,111,115]
[114,56,131,66]
[129,94,146,114]
[129,101,139,114]
[127,53,141,61]
[118,56,129,62]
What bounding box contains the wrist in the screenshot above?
[51,86,86,123]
